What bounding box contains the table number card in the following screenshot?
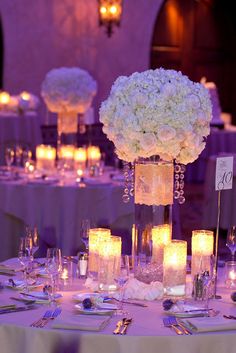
[215,156,234,191]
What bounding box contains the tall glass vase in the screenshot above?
[133,157,174,284]
[57,110,78,146]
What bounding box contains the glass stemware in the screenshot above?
[114,255,130,315]
[5,147,14,171]
[15,144,23,167]
[32,227,40,257]
[18,237,32,292]
[46,248,62,304]
[80,219,90,251]
[226,226,236,261]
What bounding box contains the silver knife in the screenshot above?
[19,292,47,300]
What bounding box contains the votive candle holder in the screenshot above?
[191,230,214,277]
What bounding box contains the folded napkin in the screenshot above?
[182,317,236,333]
[0,265,16,276]
[118,277,164,301]
[85,276,164,301]
[52,315,110,331]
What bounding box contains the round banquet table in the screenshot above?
[0,168,181,262]
[0,259,236,353]
[0,112,42,165]
[0,172,134,261]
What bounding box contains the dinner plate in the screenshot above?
[164,304,209,318]
[74,304,115,316]
[4,279,43,290]
[20,291,62,302]
[72,292,102,302]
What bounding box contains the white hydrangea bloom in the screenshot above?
[41,67,97,113]
[99,68,212,165]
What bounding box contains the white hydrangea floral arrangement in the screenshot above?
[99,68,212,165]
[41,67,97,114]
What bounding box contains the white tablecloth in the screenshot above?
[0,112,42,164]
[0,259,236,353]
[0,177,134,261]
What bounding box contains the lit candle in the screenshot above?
[191,230,214,277]
[225,261,236,288]
[0,91,10,110]
[163,240,187,297]
[88,228,111,275]
[98,235,121,291]
[61,268,69,280]
[152,224,172,265]
[58,145,75,170]
[74,147,87,170]
[20,91,31,101]
[36,144,56,171]
[87,146,101,166]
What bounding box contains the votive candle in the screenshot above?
[152,224,172,265]
[88,228,111,274]
[74,147,87,170]
[191,230,214,277]
[36,144,56,170]
[163,240,187,297]
[87,146,101,166]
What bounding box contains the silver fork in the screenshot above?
[39,307,62,328]
[30,310,52,327]
[163,317,184,335]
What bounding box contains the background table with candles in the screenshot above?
[0,112,42,165]
[0,170,135,261]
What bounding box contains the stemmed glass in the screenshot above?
[15,144,23,167]
[5,147,14,171]
[32,227,40,258]
[226,226,236,261]
[114,255,130,315]
[80,219,90,252]
[45,248,62,304]
[18,237,32,292]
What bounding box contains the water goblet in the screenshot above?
[5,146,14,171]
[80,219,90,251]
[32,226,40,258]
[22,148,32,168]
[18,237,32,292]
[15,144,23,167]
[226,226,236,261]
[114,255,130,315]
[46,248,62,304]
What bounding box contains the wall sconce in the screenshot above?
[98,0,123,37]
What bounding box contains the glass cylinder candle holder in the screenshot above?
[98,236,121,292]
[74,147,87,171]
[60,259,73,290]
[87,146,101,168]
[225,261,236,288]
[58,145,75,171]
[88,228,111,277]
[163,240,187,297]
[151,224,172,266]
[36,145,56,171]
[191,230,214,277]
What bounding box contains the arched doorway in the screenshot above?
[0,16,3,88]
[150,0,236,123]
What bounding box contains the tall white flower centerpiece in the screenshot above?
[41,67,97,143]
[100,68,212,285]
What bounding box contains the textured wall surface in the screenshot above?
[0,0,162,122]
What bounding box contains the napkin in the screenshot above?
[182,317,236,333]
[0,265,16,276]
[121,277,164,301]
[52,315,110,331]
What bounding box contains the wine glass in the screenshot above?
[18,237,32,292]
[114,255,130,315]
[15,144,23,167]
[5,147,14,171]
[46,248,62,304]
[32,227,40,257]
[80,219,90,251]
[22,148,32,168]
[226,226,236,261]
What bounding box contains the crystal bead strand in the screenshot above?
[122,161,130,203]
[129,162,135,198]
[174,163,186,204]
